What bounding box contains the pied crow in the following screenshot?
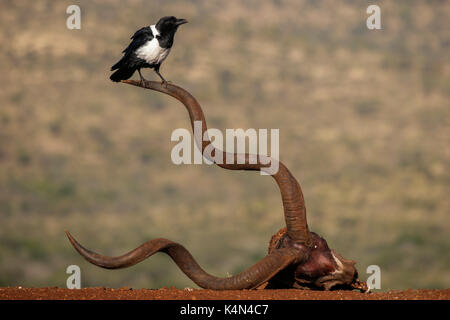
[110,16,187,83]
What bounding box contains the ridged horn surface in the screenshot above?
[66,231,303,290]
[122,80,311,245]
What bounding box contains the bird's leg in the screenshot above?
[154,65,169,87]
[138,69,147,85]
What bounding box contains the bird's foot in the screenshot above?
[138,69,147,86]
[139,77,148,87]
[161,80,172,88]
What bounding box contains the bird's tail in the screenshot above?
[110,67,135,82]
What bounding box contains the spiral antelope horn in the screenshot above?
[123,80,311,245]
[66,80,313,289]
[66,231,304,290]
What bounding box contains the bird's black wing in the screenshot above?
[130,26,154,40]
[125,26,154,53]
[111,26,154,71]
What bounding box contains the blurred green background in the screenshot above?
[0,0,448,291]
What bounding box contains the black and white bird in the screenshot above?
[110,16,187,83]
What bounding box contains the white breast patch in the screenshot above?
[135,24,170,65]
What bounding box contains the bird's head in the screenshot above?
[156,16,188,35]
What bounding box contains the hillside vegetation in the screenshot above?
[0,0,449,290]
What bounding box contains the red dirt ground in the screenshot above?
[0,287,448,300]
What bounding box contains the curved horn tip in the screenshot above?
[65,230,79,248]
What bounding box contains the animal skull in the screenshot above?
[66,80,368,292]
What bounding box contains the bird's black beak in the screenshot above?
[175,18,188,26]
